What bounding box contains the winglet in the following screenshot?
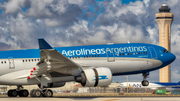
[38,38,53,49]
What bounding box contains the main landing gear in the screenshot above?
[7,86,53,97]
[7,86,29,97]
[141,72,149,86]
[30,89,53,97]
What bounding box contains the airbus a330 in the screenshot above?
[0,39,175,97]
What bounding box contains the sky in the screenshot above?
[0,0,180,83]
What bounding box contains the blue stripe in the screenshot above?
[0,43,156,59]
[0,49,40,59]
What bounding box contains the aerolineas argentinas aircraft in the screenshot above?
[0,39,175,97]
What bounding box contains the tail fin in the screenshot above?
[38,38,53,49]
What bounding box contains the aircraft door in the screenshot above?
[8,57,15,69]
[148,47,157,59]
[106,51,115,62]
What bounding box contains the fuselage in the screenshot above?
[0,43,176,85]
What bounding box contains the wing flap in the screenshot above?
[27,39,82,79]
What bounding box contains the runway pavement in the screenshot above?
[0,97,180,101]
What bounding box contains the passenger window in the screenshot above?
[131,53,132,55]
[26,60,27,62]
[98,55,99,57]
[84,56,85,58]
[4,61,6,64]
[125,53,127,55]
[22,60,24,62]
[128,53,129,55]
[133,53,135,55]
[122,53,124,55]
[92,55,94,57]
[32,59,33,61]
[78,56,80,58]
[35,59,36,61]
[1,61,3,64]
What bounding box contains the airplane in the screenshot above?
[0,38,175,97]
[120,81,180,90]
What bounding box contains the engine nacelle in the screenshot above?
[75,67,112,87]
[39,82,66,88]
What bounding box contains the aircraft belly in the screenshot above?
[73,58,162,74]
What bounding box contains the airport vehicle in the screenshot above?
[0,39,175,97]
[120,81,180,90]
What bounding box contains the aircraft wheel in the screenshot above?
[11,90,18,97]
[33,89,41,97]
[30,89,35,97]
[44,89,53,97]
[19,90,29,97]
[142,80,149,86]
[7,90,13,97]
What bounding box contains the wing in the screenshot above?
[28,39,82,79]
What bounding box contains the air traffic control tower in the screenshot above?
[156,4,173,82]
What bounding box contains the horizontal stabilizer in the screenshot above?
[38,38,53,49]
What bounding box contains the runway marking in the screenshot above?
[103,99,121,101]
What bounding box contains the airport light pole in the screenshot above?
[126,76,128,93]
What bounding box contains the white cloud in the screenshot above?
[26,0,53,17]
[5,0,25,13]
[100,24,118,35]
[45,19,59,27]
[68,0,84,6]
[71,20,88,33]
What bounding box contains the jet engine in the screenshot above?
[75,67,112,87]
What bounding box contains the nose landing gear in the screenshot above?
[141,72,149,86]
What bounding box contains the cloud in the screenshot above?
[4,0,25,14]
[45,19,59,27]
[0,0,180,82]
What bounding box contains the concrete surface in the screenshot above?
[0,97,180,101]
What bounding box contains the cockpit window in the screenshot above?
[163,49,168,53]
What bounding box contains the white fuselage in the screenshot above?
[120,82,164,90]
[0,57,162,85]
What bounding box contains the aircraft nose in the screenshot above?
[168,52,176,63]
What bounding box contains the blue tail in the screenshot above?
[38,38,53,49]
